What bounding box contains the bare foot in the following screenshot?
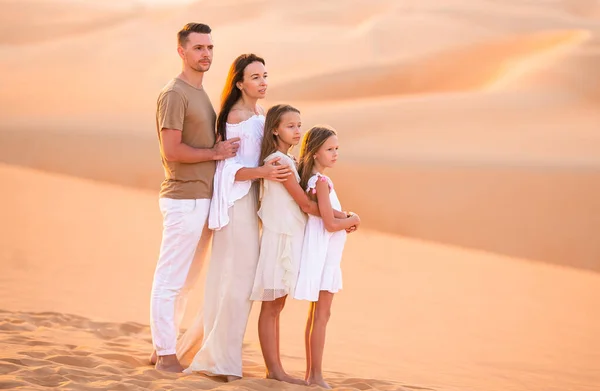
[149,350,157,365]
[155,354,184,373]
[267,372,308,385]
[225,375,242,382]
[307,375,331,389]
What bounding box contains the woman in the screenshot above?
[183,53,291,381]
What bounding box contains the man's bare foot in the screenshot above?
[267,371,308,385]
[225,375,242,382]
[149,350,157,365]
[307,375,331,389]
[155,354,184,373]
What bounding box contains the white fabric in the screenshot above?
[294,173,347,302]
[150,198,212,356]
[251,151,307,301]
[185,184,260,377]
[208,115,265,230]
[185,116,264,377]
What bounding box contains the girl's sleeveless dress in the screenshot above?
[294,172,346,302]
[251,151,307,301]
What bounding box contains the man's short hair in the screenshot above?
[178,23,211,47]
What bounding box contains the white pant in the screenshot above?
[150,198,212,356]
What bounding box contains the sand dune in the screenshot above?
[1,163,599,391]
[0,0,598,271]
[563,0,600,19]
[267,30,591,101]
[1,1,600,390]
[2,90,599,272]
[3,0,600,120]
[0,0,145,45]
[0,310,407,391]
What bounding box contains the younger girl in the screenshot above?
[294,125,360,389]
[251,106,354,385]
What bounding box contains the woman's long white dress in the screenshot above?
[183,114,264,378]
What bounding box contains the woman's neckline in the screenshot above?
[226,114,264,127]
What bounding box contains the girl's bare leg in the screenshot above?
[275,296,286,368]
[306,291,334,389]
[304,301,315,381]
[258,296,305,385]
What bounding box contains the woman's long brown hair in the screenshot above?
[217,53,265,141]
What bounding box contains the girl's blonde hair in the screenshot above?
[259,104,301,164]
[297,125,337,195]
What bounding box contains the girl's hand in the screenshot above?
[343,211,357,233]
[348,213,360,231]
[261,157,292,182]
[343,212,359,233]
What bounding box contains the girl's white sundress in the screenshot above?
[294,172,347,302]
[251,151,307,301]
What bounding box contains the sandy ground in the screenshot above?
[1,1,599,390]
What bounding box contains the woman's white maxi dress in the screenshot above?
[184,114,264,378]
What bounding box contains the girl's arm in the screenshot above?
[282,176,347,218]
[315,178,359,232]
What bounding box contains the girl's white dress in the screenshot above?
[294,172,347,302]
[251,151,307,301]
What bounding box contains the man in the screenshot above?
[150,22,240,373]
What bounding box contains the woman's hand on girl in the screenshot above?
[261,157,293,182]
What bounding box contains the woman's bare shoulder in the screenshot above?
[227,108,254,125]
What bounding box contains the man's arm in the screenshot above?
[160,130,240,163]
[157,89,239,163]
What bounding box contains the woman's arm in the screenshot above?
[235,156,292,182]
[282,177,348,218]
[315,179,360,232]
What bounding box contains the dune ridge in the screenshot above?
[0,0,149,45]
[267,29,592,101]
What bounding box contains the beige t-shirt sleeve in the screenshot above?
[157,90,185,131]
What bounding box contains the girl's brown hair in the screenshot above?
[259,104,301,164]
[297,125,337,194]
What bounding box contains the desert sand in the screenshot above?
[1,0,600,390]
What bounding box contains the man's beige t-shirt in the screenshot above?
[156,78,216,199]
